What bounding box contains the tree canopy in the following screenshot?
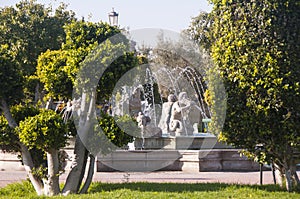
[0,0,75,104]
[186,11,213,51]
[207,0,300,191]
[0,1,145,196]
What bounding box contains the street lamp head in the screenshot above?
[108,8,119,26]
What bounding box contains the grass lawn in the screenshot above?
[0,180,299,199]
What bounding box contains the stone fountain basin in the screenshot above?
[134,134,231,150]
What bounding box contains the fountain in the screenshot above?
[65,28,257,172]
[96,63,233,172]
[108,63,219,151]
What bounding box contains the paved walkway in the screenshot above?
[1,170,294,188]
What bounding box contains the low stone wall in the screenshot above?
[0,152,24,171]
[198,149,260,171]
[97,150,183,172]
[0,148,82,172]
[97,149,261,172]
[0,148,261,172]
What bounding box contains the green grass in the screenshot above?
[0,181,299,199]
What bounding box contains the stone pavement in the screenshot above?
[2,170,296,188]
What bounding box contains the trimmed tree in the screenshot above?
[0,1,74,196]
[209,0,300,191]
[37,49,73,100]
[18,109,68,196]
[1,1,143,196]
[37,20,141,195]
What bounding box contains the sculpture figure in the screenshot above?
[158,94,177,134]
[159,92,203,136]
[62,99,73,123]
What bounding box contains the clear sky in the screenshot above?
[0,0,212,32]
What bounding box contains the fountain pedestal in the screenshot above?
[134,134,231,150]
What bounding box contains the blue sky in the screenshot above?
[1,0,212,32]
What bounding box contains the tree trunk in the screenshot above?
[293,170,300,185]
[62,136,88,195]
[285,169,292,192]
[20,144,44,195]
[44,149,60,196]
[284,165,300,192]
[34,83,40,104]
[77,148,88,191]
[274,164,284,186]
[1,99,17,128]
[290,164,300,190]
[62,91,96,195]
[275,159,299,192]
[80,154,95,194]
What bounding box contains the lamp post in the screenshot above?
[255,144,264,185]
[108,8,119,26]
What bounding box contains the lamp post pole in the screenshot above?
[255,144,264,185]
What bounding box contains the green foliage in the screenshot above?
[62,20,122,84]
[83,113,138,155]
[37,49,73,99]
[186,11,213,50]
[74,37,129,96]
[0,115,16,152]
[0,104,39,152]
[37,20,138,103]
[0,0,75,75]
[0,104,48,172]
[98,113,137,148]
[10,104,40,124]
[1,181,299,199]
[65,119,77,137]
[97,51,140,102]
[0,180,35,198]
[30,164,48,180]
[0,44,23,104]
[206,65,227,136]
[209,0,300,167]
[18,109,68,151]
[0,1,142,195]
[63,20,120,50]
[0,0,75,103]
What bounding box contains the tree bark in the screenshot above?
[293,170,300,185]
[274,164,284,186]
[20,144,44,195]
[62,136,88,195]
[77,148,88,191]
[285,169,292,192]
[80,154,95,194]
[34,83,40,104]
[290,163,300,190]
[274,156,299,192]
[44,149,60,196]
[1,99,17,128]
[62,91,96,195]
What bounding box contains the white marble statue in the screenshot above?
[158,94,177,134]
[160,92,202,136]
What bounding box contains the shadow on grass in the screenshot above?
[89,182,285,194]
